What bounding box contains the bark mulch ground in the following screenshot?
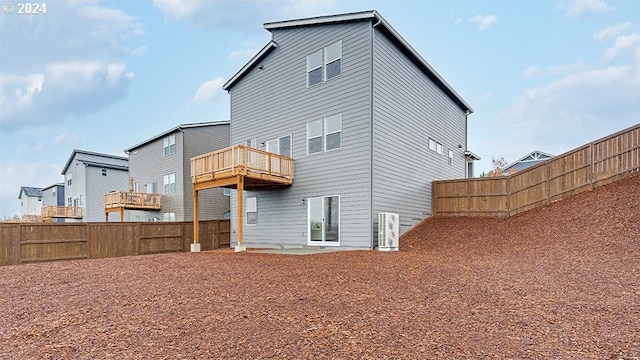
[1,175,639,359]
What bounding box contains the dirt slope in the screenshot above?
[0,175,638,359]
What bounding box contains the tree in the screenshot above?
[481,156,514,177]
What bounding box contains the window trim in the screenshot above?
[246,196,257,226]
[323,113,342,152]
[307,120,323,155]
[163,134,176,157]
[306,49,323,87]
[324,40,342,81]
[163,173,176,194]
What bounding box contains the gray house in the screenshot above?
[41,183,65,222]
[61,149,130,222]
[124,121,230,222]
[502,150,554,175]
[219,10,475,249]
[18,186,43,218]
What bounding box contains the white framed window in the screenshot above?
[246,138,257,148]
[448,150,454,165]
[436,142,443,155]
[163,212,176,222]
[306,40,342,87]
[163,173,176,194]
[67,197,72,207]
[428,138,436,152]
[67,173,72,186]
[163,134,176,156]
[246,197,257,225]
[325,40,342,80]
[52,190,56,197]
[146,182,157,194]
[324,114,342,151]
[134,182,139,192]
[223,188,231,196]
[307,49,323,87]
[307,120,323,155]
[266,134,292,157]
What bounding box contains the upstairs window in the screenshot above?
[146,182,158,194]
[324,114,342,151]
[67,173,72,186]
[164,134,176,156]
[325,40,342,80]
[306,40,342,87]
[307,114,342,154]
[307,50,323,87]
[163,173,176,194]
[307,120,323,155]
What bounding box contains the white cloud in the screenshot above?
[470,15,497,32]
[54,131,81,146]
[523,65,540,78]
[565,0,614,17]
[15,142,44,156]
[500,65,639,155]
[0,61,134,130]
[153,0,334,29]
[604,33,640,61]
[192,77,226,104]
[594,22,632,42]
[229,44,263,61]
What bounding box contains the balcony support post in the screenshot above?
[235,175,246,252]
[191,188,201,252]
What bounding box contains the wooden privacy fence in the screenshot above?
[433,123,640,217]
[0,220,230,266]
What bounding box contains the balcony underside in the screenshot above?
[193,168,293,191]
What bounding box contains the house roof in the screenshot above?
[80,160,129,171]
[224,10,473,114]
[503,150,554,172]
[18,186,42,199]
[61,149,128,175]
[41,183,64,192]
[124,121,230,153]
[464,150,481,161]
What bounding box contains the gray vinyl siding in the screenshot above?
[371,29,467,236]
[127,124,230,222]
[86,165,130,221]
[182,125,230,220]
[228,21,373,248]
[62,152,129,222]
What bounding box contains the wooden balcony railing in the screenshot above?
[104,191,162,210]
[42,206,83,219]
[21,215,42,222]
[191,144,293,189]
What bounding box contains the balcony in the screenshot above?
[104,191,162,221]
[21,214,43,222]
[190,144,293,251]
[42,206,83,221]
[191,144,293,191]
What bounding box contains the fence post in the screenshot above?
[506,177,511,217]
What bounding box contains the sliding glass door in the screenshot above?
[308,195,340,245]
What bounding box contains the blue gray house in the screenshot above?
[41,183,65,222]
[502,150,554,175]
[192,10,476,250]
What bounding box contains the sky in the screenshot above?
[1,0,639,218]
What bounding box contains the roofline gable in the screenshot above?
[222,41,277,91]
[504,150,555,171]
[61,149,128,175]
[229,10,473,113]
[124,121,230,153]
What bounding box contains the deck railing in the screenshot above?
[104,191,162,210]
[21,215,43,222]
[42,206,83,219]
[191,144,293,185]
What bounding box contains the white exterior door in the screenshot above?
[308,195,340,246]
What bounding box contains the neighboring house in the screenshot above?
[503,150,554,175]
[61,149,130,222]
[124,121,231,222]
[41,183,65,223]
[18,186,42,217]
[219,10,476,249]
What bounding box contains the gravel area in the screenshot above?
[1,175,639,359]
